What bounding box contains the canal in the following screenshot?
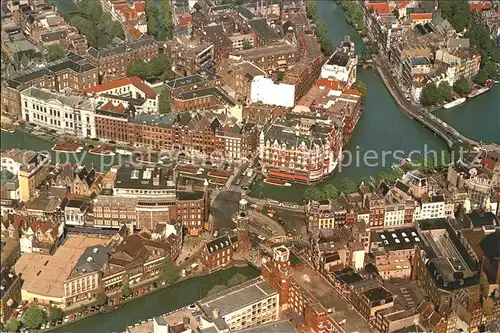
[1,1,498,196]
[49,266,259,333]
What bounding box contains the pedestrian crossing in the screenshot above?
[225,185,245,193]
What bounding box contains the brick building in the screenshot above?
[201,234,236,270]
[164,69,220,98]
[86,37,158,83]
[237,41,299,74]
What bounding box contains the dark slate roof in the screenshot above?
[206,234,232,254]
[394,180,409,193]
[248,18,280,42]
[72,245,110,276]
[86,37,157,59]
[41,30,67,43]
[480,232,500,262]
[175,86,235,106]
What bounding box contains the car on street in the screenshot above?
[213,231,219,237]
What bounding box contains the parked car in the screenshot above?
[213,231,219,237]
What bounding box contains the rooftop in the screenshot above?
[15,236,109,298]
[0,236,19,267]
[290,265,370,332]
[238,42,296,59]
[362,286,393,302]
[69,245,110,279]
[371,227,421,252]
[198,277,276,317]
[21,87,96,111]
[238,320,299,333]
[84,76,157,99]
[114,164,175,190]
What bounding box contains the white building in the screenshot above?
[320,36,358,88]
[414,195,448,220]
[21,87,97,138]
[384,203,406,228]
[64,199,91,227]
[84,76,159,113]
[250,76,295,108]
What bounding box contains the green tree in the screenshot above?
[49,306,64,322]
[303,187,323,201]
[22,307,46,329]
[438,0,470,32]
[306,0,317,21]
[315,19,333,55]
[158,91,171,114]
[323,184,339,199]
[47,44,66,62]
[96,292,108,306]
[227,273,248,287]
[343,2,365,30]
[420,83,440,106]
[242,39,252,50]
[159,0,174,40]
[6,318,21,332]
[122,284,133,298]
[473,69,489,86]
[437,81,453,102]
[453,77,470,94]
[145,0,159,36]
[150,54,169,77]
[159,258,179,285]
[352,80,368,102]
[207,285,228,296]
[276,71,285,82]
[340,177,357,194]
[127,60,150,79]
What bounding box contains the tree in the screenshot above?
[315,19,333,55]
[453,77,470,94]
[438,0,470,32]
[473,69,489,86]
[150,54,169,77]
[227,273,248,287]
[122,284,133,298]
[242,39,252,50]
[340,177,357,194]
[145,0,159,36]
[6,318,21,332]
[276,71,285,82]
[158,91,171,114]
[352,81,368,102]
[22,307,46,329]
[127,60,150,79]
[49,307,64,322]
[420,83,440,106]
[96,292,108,306]
[323,184,339,199]
[303,187,323,201]
[207,285,228,296]
[437,81,452,102]
[47,44,66,62]
[159,258,179,285]
[306,0,317,21]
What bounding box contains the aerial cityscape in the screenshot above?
[0,0,499,332]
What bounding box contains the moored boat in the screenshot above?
[467,87,490,98]
[89,145,115,156]
[443,97,466,109]
[264,178,292,186]
[52,143,83,152]
[115,148,133,156]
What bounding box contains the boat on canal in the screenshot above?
[115,148,133,156]
[443,97,466,109]
[467,86,490,99]
[263,178,292,187]
[89,145,115,156]
[52,143,83,153]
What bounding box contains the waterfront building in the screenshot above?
[281,56,323,103]
[86,37,158,83]
[0,149,50,203]
[172,86,239,114]
[63,245,110,307]
[84,76,159,113]
[0,236,22,325]
[435,47,481,83]
[196,276,280,331]
[20,87,97,138]
[259,114,338,184]
[1,53,98,118]
[200,234,236,270]
[320,36,358,88]
[102,225,182,293]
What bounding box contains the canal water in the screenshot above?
[1,1,498,196]
[49,266,259,333]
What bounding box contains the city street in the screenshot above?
[210,190,241,233]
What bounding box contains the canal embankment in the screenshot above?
[48,266,259,333]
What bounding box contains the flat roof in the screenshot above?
[198,277,276,317]
[15,236,109,298]
[238,320,299,333]
[371,227,421,251]
[1,236,19,266]
[362,286,393,302]
[290,265,370,332]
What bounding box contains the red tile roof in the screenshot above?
[469,2,492,11]
[85,76,157,99]
[398,1,409,9]
[317,78,340,90]
[178,15,192,26]
[100,101,127,113]
[410,13,433,20]
[368,2,391,14]
[134,1,145,13]
[342,88,361,96]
